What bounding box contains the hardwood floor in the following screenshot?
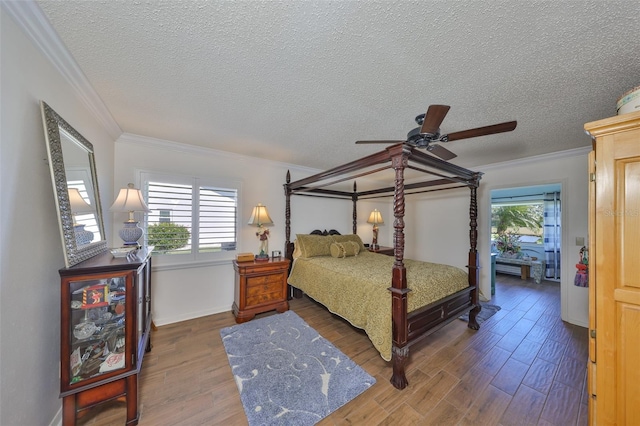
[77,274,588,425]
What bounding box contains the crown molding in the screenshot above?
[2,0,122,140]
[116,132,322,175]
[120,132,592,186]
[478,145,591,171]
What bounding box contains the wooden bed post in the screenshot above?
[352,181,358,234]
[389,151,410,390]
[467,174,481,330]
[285,170,292,260]
[284,170,301,298]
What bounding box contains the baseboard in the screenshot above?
[48,407,62,426]
[564,315,588,328]
[153,305,231,326]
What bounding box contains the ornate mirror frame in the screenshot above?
[41,101,107,267]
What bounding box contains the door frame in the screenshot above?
[484,180,569,322]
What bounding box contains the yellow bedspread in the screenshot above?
[287,251,469,361]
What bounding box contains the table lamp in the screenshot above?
[110,183,151,246]
[367,209,384,250]
[248,203,273,260]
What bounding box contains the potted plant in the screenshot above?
[495,232,521,258]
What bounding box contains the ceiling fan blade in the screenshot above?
[444,121,517,142]
[355,140,405,144]
[427,144,457,161]
[420,105,451,134]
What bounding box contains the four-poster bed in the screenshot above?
[283,143,483,390]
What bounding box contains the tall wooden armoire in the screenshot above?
[585,110,640,425]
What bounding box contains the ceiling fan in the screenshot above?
[355,105,517,161]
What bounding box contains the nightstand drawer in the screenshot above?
[247,277,281,295]
[246,286,282,306]
[240,261,289,275]
[246,273,284,288]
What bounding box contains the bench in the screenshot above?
[495,256,545,284]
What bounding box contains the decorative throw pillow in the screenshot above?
[292,240,302,260]
[295,234,333,258]
[331,234,366,252]
[330,241,360,258]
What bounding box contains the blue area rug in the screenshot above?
[220,311,376,426]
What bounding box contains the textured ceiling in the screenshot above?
[35,0,639,170]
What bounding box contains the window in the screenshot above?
[140,172,240,260]
[491,201,544,244]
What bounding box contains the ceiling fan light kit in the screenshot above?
[356,105,517,161]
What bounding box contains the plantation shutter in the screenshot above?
[146,181,193,253]
[141,173,240,258]
[199,186,237,251]
[67,179,99,236]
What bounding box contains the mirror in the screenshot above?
[41,101,107,267]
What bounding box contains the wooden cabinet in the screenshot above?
[58,247,153,426]
[232,258,290,323]
[585,111,640,426]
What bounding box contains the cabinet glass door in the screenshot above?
[68,274,127,385]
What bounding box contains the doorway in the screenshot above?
[491,183,562,285]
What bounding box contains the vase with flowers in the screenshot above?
[495,233,522,258]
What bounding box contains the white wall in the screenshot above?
[113,134,382,325]
[404,186,472,268]
[408,149,590,327]
[0,9,116,426]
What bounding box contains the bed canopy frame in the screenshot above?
[284,143,482,389]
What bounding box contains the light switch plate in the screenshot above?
[576,236,585,246]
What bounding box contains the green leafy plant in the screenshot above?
[495,232,522,255]
[147,222,190,252]
[492,205,542,236]
[491,203,543,243]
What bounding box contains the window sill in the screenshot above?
[151,257,234,272]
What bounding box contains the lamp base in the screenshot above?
[371,224,379,249]
[119,221,143,246]
[74,224,94,246]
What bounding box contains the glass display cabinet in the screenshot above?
[58,246,153,426]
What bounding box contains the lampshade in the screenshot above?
[110,183,150,246]
[247,203,274,227]
[367,209,384,225]
[110,183,150,222]
[68,188,94,214]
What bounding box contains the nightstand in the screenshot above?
[369,245,394,256]
[232,258,290,323]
